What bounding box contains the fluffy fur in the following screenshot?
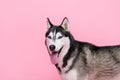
[45,17,120,80]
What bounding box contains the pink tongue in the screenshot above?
[50,53,58,64]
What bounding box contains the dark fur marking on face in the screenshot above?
[45,25,73,38]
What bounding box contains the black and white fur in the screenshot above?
[45,17,120,80]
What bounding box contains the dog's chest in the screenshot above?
[60,69,78,80]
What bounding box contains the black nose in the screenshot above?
[49,45,55,51]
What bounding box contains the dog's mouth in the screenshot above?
[50,47,63,65]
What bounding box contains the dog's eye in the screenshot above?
[48,36,52,39]
[58,36,63,39]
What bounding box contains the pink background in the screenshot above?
[0,0,120,80]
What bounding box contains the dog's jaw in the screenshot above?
[50,47,63,64]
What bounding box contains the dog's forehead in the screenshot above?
[56,32,62,36]
[48,29,62,37]
[46,26,64,36]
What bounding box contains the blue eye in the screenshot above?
[58,36,63,39]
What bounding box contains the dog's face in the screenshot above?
[45,17,70,64]
[46,30,65,52]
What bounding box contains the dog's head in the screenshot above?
[45,17,71,64]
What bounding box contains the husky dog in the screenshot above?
[45,17,120,80]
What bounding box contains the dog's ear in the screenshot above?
[47,18,53,30]
[61,17,70,31]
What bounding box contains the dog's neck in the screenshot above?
[57,37,76,73]
[58,37,70,63]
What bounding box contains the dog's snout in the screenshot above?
[49,45,55,51]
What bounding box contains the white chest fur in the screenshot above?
[60,69,77,80]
